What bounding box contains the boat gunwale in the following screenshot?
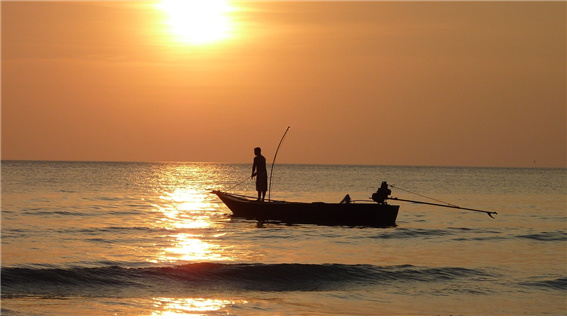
[213,190,303,204]
[212,190,398,207]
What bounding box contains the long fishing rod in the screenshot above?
[268,126,290,202]
[388,197,498,219]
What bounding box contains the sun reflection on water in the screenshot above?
[151,297,248,316]
[157,188,216,219]
[148,165,237,263]
[157,233,231,262]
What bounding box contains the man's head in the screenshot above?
[254,147,261,155]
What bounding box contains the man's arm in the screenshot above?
[251,158,257,177]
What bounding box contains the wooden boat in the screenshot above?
[212,178,498,227]
[212,188,399,227]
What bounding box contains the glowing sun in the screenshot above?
[158,0,233,45]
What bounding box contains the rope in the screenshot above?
[225,176,251,191]
[389,184,458,208]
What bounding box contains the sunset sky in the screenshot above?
[2,1,565,167]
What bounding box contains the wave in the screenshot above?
[372,228,566,242]
[22,210,88,216]
[519,277,567,291]
[1,263,495,296]
[369,228,454,239]
[516,231,567,242]
[368,228,505,240]
[3,226,214,239]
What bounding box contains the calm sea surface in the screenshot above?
[1,160,566,315]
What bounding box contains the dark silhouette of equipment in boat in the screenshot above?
[213,181,497,227]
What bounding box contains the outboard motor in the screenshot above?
[372,181,391,204]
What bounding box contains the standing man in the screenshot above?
[251,147,268,201]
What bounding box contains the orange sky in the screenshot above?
[2,1,565,167]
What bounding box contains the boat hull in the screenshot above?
[213,191,399,227]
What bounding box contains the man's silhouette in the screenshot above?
[251,147,267,201]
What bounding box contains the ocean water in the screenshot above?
[1,160,565,315]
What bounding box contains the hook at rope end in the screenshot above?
[487,212,497,219]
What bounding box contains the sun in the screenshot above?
[158,0,233,45]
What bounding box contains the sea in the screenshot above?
[1,160,566,316]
